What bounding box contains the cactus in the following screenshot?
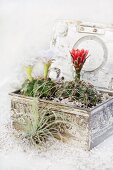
[55,80,102,108]
[21,79,37,97]
[21,78,56,98]
[33,78,56,98]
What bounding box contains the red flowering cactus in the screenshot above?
[70,48,89,80]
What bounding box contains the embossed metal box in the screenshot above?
[9,90,113,150]
[50,20,113,149]
[10,20,113,150]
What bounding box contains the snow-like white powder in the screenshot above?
[0,82,113,170]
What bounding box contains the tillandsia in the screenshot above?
[70,48,89,81]
[22,100,71,145]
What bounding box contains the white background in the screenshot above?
[1,1,113,170]
[0,0,113,83]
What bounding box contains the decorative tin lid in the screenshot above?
[50,20,113,91]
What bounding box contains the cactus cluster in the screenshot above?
[21,78,102,108]
[21,78,56,98]
[55,80,102,108]
[20,48,102,108]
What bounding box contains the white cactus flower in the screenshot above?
[37,48,60,79]
[37,48,60,63]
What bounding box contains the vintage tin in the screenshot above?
[10,20,113,150]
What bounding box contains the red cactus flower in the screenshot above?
[70,49,88,71]
[70,48,89,80]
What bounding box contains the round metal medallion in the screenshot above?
[73,35,108,72]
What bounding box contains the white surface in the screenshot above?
[1,0,113,170]
[0,0,113,82]
[1,86,113,170]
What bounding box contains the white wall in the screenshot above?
[0,0,113,84]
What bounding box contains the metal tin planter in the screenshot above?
[9,20,113,150]
[9,90,113,150]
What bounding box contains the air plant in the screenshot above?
[22,100,71,145]
[70,49,89,81]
